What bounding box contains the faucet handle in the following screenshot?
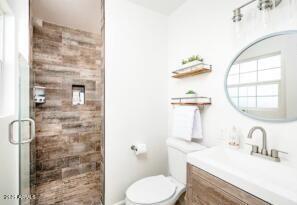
[246,143,259,153]
[271,149,288,158]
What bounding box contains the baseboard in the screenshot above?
[113,200,125,205]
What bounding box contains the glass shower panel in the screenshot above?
[18,54,34,205]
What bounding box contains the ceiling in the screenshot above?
[32,0,186,33]
[32,0,102,33]
[128,0,187,15]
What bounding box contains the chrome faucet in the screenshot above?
[247,126,268,155]
[247,126,288,162]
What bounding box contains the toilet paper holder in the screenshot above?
[131,145,138,152]
[131,144,147,156]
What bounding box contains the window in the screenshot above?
[227,54,281,109]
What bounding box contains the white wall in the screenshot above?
[168,0,297,167]
[127,0,186,15]
[105,0,168,204]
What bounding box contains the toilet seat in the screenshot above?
[126,175,177,204]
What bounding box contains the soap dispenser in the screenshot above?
[228,126,240,149]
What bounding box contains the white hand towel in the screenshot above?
[192,108,204,139]
[172,106,197,141]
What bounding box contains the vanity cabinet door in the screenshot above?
[187,164,271,205]
[190,176,246,205]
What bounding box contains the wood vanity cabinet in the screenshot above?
[186,164,271,205]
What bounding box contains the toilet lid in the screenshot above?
[126,175,177,204]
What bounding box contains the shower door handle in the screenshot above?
[9,118,36,145]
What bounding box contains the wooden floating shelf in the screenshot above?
[172,67,211,79]
[171,102,211,106]
[171,97,212,108]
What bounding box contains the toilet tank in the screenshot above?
[166,138,205,184]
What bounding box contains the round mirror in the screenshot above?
[225,31,297,122]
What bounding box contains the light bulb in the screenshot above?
[261,8,271,29]
[289,0,297,26]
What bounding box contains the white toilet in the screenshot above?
[125,138,206,205]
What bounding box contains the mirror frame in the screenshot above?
[224,30,297,123]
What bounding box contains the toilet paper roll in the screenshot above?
[134,144,147,156]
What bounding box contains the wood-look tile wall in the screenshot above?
[32,21,104,205]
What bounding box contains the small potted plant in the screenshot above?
[181,55,204,69]
[185,90,197,103]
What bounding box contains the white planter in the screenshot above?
[184,93,197,103]
[181,60,203,69]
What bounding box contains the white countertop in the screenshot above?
[187,146,297,205]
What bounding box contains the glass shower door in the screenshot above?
[18,54,35,205]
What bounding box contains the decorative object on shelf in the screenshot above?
[232,0,282,23]
[181,55,204,69]
[186,90,197,97]
[186,90,196,95]
[171,96,211,109]
[185,90,197,103]
[228,126,240,149]
[34,86,46,104]
[172,63,212,79]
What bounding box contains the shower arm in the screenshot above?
[237,0,257,10]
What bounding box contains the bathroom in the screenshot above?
[0,0,297,204]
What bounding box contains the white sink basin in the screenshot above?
[187,146,297,205]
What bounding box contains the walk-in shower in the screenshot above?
[0,0,104,204]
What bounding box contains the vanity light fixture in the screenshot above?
[232,0,282,22]
[232,0,255,22]
[232,8,243,22]
[258,0,282,10]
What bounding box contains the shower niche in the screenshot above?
[72,85,85,105]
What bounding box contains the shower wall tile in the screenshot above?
[33,21,103,205]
